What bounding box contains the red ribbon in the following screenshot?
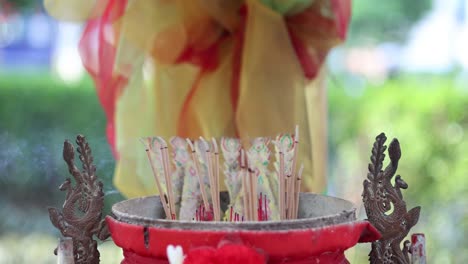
[79,0,128,157]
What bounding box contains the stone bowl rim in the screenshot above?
[111,192,359,231]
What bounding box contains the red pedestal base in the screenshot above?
[107,216,380,264]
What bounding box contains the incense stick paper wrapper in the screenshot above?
[143,137,168,195]
[220,138,244,219]
[170,137,189,214]
[141,137,171,218]
[274,134,295,177]
[247,138,279,220]
[273,134,295,219]
[195,140,214,203]
[140,129,303,222]
[179,160,203,220]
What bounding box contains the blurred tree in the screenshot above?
[1,0,38,12]
[350,0,432,43]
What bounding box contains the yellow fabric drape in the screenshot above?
[236,0,318,193]
[44,0,346,198]
[44,0,109,21]
[112,0,327,197]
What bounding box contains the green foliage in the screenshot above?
[350,0,432,43]
[2,0,38,10]
[0,73,121,234]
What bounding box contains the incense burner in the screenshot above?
[107,192,379,263]
[49,133,426,264]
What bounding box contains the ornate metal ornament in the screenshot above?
[363,133,421,264]
[48,135,109,264]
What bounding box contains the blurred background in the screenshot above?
[0,0,467,263]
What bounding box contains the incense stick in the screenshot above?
[258,192,262,221]
[285,175,292,219]
[212,138,221,221]
[157,138,175,218]
[248,166,253,220]
[242,168,248,220]
[200,138,215,217]
[186,139,210,212]
[241,150,250,220]
[141,138,171,219]
[161,142,176,219]
[144,128,303,222]
[247,156,257,221]
[200,137,219,221]
[288,126,300,219]
[250,167,256,220]
[207,145,217,221]
[279,149,285,220]
[294,164,304,219]
[159,147,174,218]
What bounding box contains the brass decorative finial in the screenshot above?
[363,133,421,264]
[48,135,109,264]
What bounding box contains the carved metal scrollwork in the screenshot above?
[48,135,110,264]
[363,133,421,264]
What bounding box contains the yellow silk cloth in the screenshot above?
[45,0,348,198]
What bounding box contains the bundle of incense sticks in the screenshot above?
[141,126,304,222]
[273,126,303,220]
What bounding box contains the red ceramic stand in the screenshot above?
[106,193,381,264]
[107,216,380,264]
